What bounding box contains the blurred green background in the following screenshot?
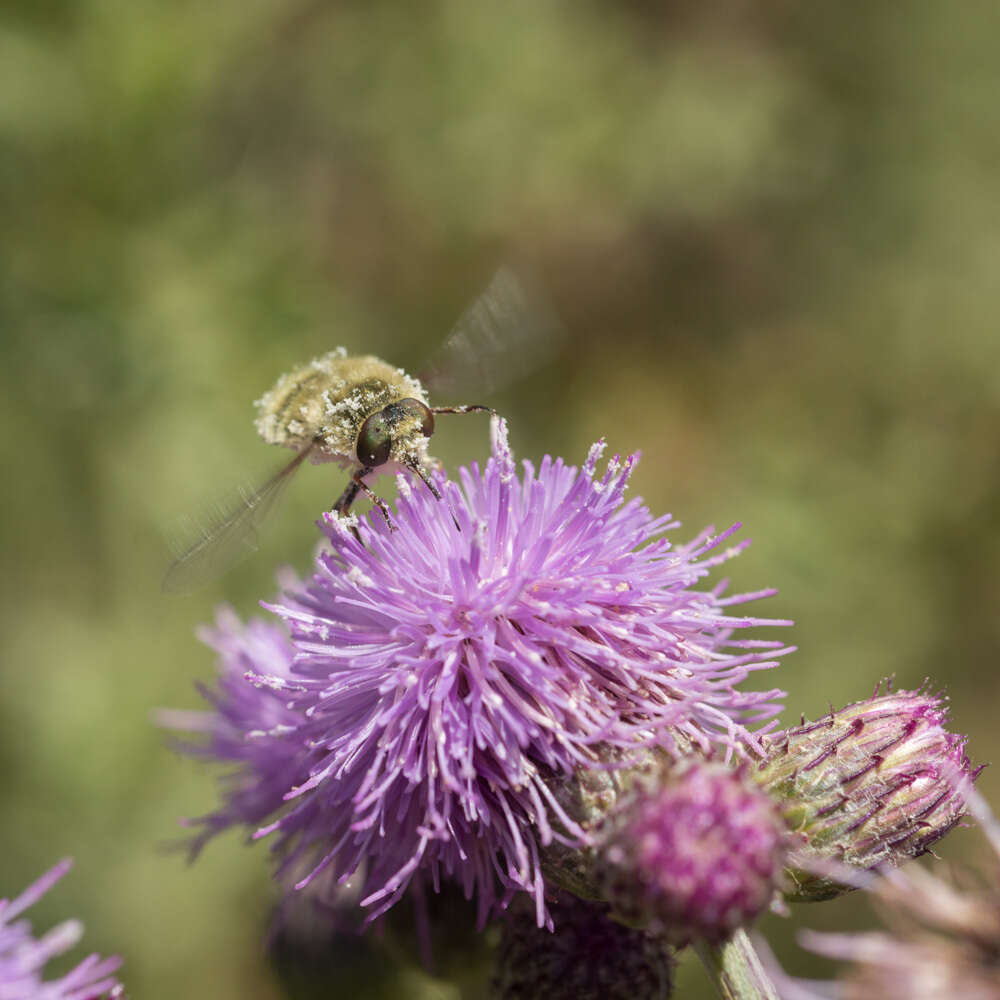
[2,1,999,996]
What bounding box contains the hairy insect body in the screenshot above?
[254,350,430,468]
[164,269,556,590]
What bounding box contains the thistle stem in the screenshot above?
[695,930,779,1000]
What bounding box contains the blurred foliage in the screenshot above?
[2,1,999,997]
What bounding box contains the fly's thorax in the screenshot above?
[254,350,428,459]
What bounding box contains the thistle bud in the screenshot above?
[756,686,977,901]
[595,760,788,947]
[770,781,1000,999]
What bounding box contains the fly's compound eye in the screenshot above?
[356,411,393,467]
[395,398,435,438]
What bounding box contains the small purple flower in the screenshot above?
[596,760,788,945]
[171,420,791,924]
[0,859,123,1000]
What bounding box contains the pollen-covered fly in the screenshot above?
[163,268,562,592]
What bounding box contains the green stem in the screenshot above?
[694,929,780,1000]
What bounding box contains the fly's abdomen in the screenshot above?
[255,350,428,461]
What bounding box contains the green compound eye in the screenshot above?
[356,411,393,467]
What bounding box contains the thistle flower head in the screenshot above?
[161,605,312,851]
[0,859,123,1000]
[756,684,977,901]
[170,420,791,924]
[596,759,788,946]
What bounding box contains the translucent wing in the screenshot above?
[162,445,313,594]
[419,267,566,399]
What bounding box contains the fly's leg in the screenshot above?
[356,475,395,529]
[403,458,461,531]
[427,405,497,533]
[332,474,362,518]
[333,467,395,530]
[404,459,443,503]
[431,405,497,417]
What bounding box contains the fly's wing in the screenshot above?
[419,267,566,400]
[162,445,313,594]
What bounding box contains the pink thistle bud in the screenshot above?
[595,760,788,946]
[756,685,978,901]
[767,768,1000,1000]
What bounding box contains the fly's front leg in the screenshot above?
[431,405,497,418]
[331,473,364,542]
[428,405,497,534]
[341,467,395,530]
[332,467,395,533]
[332,472,364,518]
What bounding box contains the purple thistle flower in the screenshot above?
[161,603,314,852]
[0,859,123,1000]
[596,759,789,946]
[170,420,791,925]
